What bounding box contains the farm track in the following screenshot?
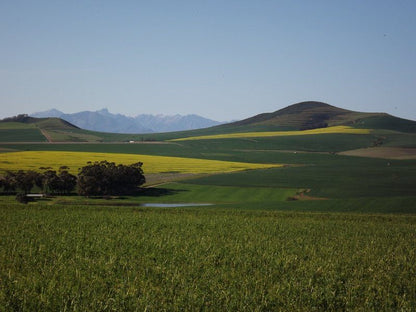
[339,147,416,159]
[144,173,210,187]
[40,129,53,142]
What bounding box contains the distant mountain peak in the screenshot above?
[30,108,222,133]
[31,108,64,118]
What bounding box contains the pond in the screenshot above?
[140,203,213,208]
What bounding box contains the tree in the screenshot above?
[0,168,77,196]
[41,170,61,194]
[77,161,145,196]
[57,168,77,194]
[40,168,76,195]
[1,172,17,193]
[2,170,40,194]
[14,170,40,194]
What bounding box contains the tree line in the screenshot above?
[0,161,146,201]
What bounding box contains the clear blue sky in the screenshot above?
[1,0,415,121]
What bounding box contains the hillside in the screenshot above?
[1,114,79,130]
[140,101,416,141]
[219,101,415,132]
[0,114,82,142]
[1,102,416,143]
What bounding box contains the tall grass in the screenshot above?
[1,204,415,311]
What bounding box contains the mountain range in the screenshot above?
[2,101,415,144]
[30,108,222,133]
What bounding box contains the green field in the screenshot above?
[0,129,46,142]
[1,203,415,311]
[1,108,416,310]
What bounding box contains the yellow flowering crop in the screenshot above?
[0,151,282,174]
[171,126,371,141]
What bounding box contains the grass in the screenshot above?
[170,126,371,141]
[185,157,416,199]
[0,151,282,175]
[355,115,416,132]
[44,130,104,142]
[0,122,37,130]
[136,183,299,204]
[0,129,46,142]
[1,203,415,311]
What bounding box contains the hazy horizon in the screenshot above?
[1,1,415,121]
[23,102,416,123]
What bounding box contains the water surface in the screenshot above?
[141,203,213,208]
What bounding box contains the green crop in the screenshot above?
[1,203,415,311]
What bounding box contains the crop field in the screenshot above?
[1,203,415,311]
[171,126,371,141]
[0,132,378,157]
[1,116,415,310]
[0,151,282,175]
[44,130,104,143]
[0,129,46,142]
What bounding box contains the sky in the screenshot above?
[1,1,415,122]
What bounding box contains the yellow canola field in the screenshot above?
[171,126,371,141]
[0,151,282,174]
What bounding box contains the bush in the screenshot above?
[15,193,33,204]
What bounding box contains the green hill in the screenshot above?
[0,114,87,142]
[1,114,79,130]
[140,101,416,141]
[218,101,415,132]
[1,102,415,143]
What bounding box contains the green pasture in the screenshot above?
[45,130,104,142]
[185,157,416,198]
[137,183,298,204]
[0,122,37,130]
[0,129,46,142]
[355,115,416,132]
[1,203,415,311]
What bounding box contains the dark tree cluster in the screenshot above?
[1,161,146,201]
[77,161,145,196]
[0,167,77,196]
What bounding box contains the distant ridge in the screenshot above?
[31,109,222,133]
[1,101,415,143]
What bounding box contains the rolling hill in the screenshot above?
[1,101,415,143]
[0,114,81,142]
[138,101,416,141]
[218,101,416,132]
